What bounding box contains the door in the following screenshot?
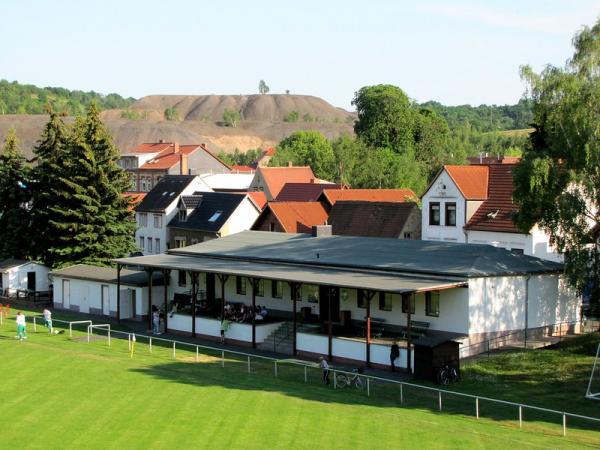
[319,286,340,323]
[207,273,215,304]
[62,280,70,308]
[27,272,36,291]
[101,285,110,315]
[131,289,137,319]
[81,286,90,313]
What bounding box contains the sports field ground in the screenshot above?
[0,316,598,449]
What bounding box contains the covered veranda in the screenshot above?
[114,253,467,371]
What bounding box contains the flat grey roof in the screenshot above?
[165,231,563,278]
[115,253,466,293]
[50,264,164,287]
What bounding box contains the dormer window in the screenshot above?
[179,209,188,221]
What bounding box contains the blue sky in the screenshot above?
[1,0,598,109]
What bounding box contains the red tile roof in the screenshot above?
[467,156,522,165]
[465,164,520,233]
[138,145,201,170]
[231,165,255,173]
[320,188,417,207]
[257,166,317,199]
[276,183,343,202]
[444,165,489,200]
[265,202,328,233]
[247,191,267,210]
[128,142,172,154]
[123,192,146,211]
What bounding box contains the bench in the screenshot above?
[402,320,430,338]
[361,318,386,338]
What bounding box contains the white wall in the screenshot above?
[3,263,50,293]
[219,198,260,237]
[421,171,467,242]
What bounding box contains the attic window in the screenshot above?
[208,211,223,222]
[179,209,187,222]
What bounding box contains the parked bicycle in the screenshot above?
[436,364,459,385]
[336,368,364,389]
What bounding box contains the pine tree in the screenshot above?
[0,129,32,259]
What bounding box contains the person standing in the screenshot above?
[15,312,27,340]
[220,318,230,344]
[390,340,400,372]
[152,310,161,335]
[43,308,53,333]
[319,357,330,385]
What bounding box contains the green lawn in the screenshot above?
[0,316,599,449]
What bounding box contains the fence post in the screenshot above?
[128,334,131,351]
[196,346,199,362]
[221,350,225,367]
[274,361,278,377]
[87,326,90,343]
[304,365,307,383]
[69,323,73,338]
[563,414,567,437]
[108,330,111,348]
[172,341,176,359]
[400,384,403,404]
[438,391,442,411]
[33,316,37,332]
[150,337,153,353]
[476,397,479,419]
[247,356,251,373]
[367,377,370,397]
[518,405,523,428]
[333,370,336,389]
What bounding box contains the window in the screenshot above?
[357,290,368,309]
[139,236,144,249]
[429,202,440,226]
[155,239,160,253]
[511,248,524,255]
[426,291,440,317]
[305,284,319,303]
[256,279,264,297]
[403,232,411,239]
[208,211,223,222]
[379,292,393,311]
[272,280,283,299]
[445,203,456,226]
[179,209,187,222]
[147,238,153,253]
[340,288,350,303]
[178,270,187,287]
[401,293,415,314]
[175,238,186,248]
[138,213,148,227]
[236,276,246,295]
[153,214,162,228]
[141,179,147,192]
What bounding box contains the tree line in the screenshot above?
[0,106,135,267]
[0,79,135,116]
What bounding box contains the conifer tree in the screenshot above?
[0,129,32,259]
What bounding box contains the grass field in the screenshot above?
[0,314,599,449]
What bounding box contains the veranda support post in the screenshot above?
[251,278,257,348]
[288,281,300,356]
[364,290,376,368]
[147,269,154,331]
[163,269,170,332]
[116,264,122,324]
[217,274,229,319]
[328,287,333,362]
[191,272,198,338]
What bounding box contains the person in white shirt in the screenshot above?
[43,308,53,333]
[152,310,161,335]
[319,357,330,385]
[15,312,27,340]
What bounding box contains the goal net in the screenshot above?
[586,343,600,400]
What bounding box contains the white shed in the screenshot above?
[50,264,164,321]
[0,259,50,296]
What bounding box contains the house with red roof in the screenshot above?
[119,141,231,192]
[318,188,418,212]
[248,166,333,200]
[275,182,343,202]
[421,163,561,261]
[251,202,328,233]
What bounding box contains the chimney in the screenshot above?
[310,178,315,184]
[180,153,188,175]
[200,143,208,151]
[173,142,180,154]
[312,224,332,238]
[158,139,165,143]
[288,161,293,167]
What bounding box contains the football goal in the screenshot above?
[87,324,111,346]
[585,343,600,400]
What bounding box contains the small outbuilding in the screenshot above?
[0,259,50,297]
[413,337,461,382]
[50,264,164,321]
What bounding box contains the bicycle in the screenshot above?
[436,364,459,385]
[336,368,364,389]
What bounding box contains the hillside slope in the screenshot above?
[0,94,355,159]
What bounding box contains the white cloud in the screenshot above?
[419,2,599,35]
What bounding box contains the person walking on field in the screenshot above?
[15,312,27,340]
[390,340,400,372]
[220,318,230,344]
[43,308,53,333]
[319,357,330,385]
